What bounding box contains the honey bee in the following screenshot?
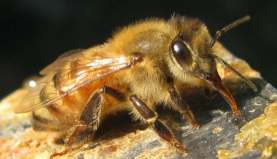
[14,15,256,157]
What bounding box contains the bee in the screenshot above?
[14,15,256,157]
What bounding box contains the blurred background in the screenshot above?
[0,0,276,98]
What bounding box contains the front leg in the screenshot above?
[168,86,200,129]
[129,95,186,152]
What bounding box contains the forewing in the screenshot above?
[56,55,135,93]
[15,53,139,113]
[14,75,54,113]
[40,49,84,75]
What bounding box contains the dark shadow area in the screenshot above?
[93,111,146,141]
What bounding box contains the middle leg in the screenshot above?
[129,95,186,152]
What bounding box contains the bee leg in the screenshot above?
[69,86,125,143]
[51,126,97,158]
[129,95,186,152]
[51,92,103,159]
[51,86,125,158]
[79,86,125,127]
[168,86,200,129]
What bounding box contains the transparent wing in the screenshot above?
[15,53,141,113]
[40,49,84,75]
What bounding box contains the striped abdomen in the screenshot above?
[32,59,108,131]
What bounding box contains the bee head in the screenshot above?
[169,16,216,82]
[168,16,254,86]
[168,16,255,115]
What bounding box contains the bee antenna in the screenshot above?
[210,54,258,93]
[210,15,251,48]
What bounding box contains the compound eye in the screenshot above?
[171,39,191,65]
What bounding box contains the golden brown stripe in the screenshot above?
[39,86,63,116]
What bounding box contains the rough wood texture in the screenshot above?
[0,43,276,159]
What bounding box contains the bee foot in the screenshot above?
[228,112,246,127]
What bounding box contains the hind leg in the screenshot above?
[50,86,125,158]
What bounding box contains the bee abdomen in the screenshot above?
[39,85,64,116]
[32,111,66,131]
[52,61,87,111]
